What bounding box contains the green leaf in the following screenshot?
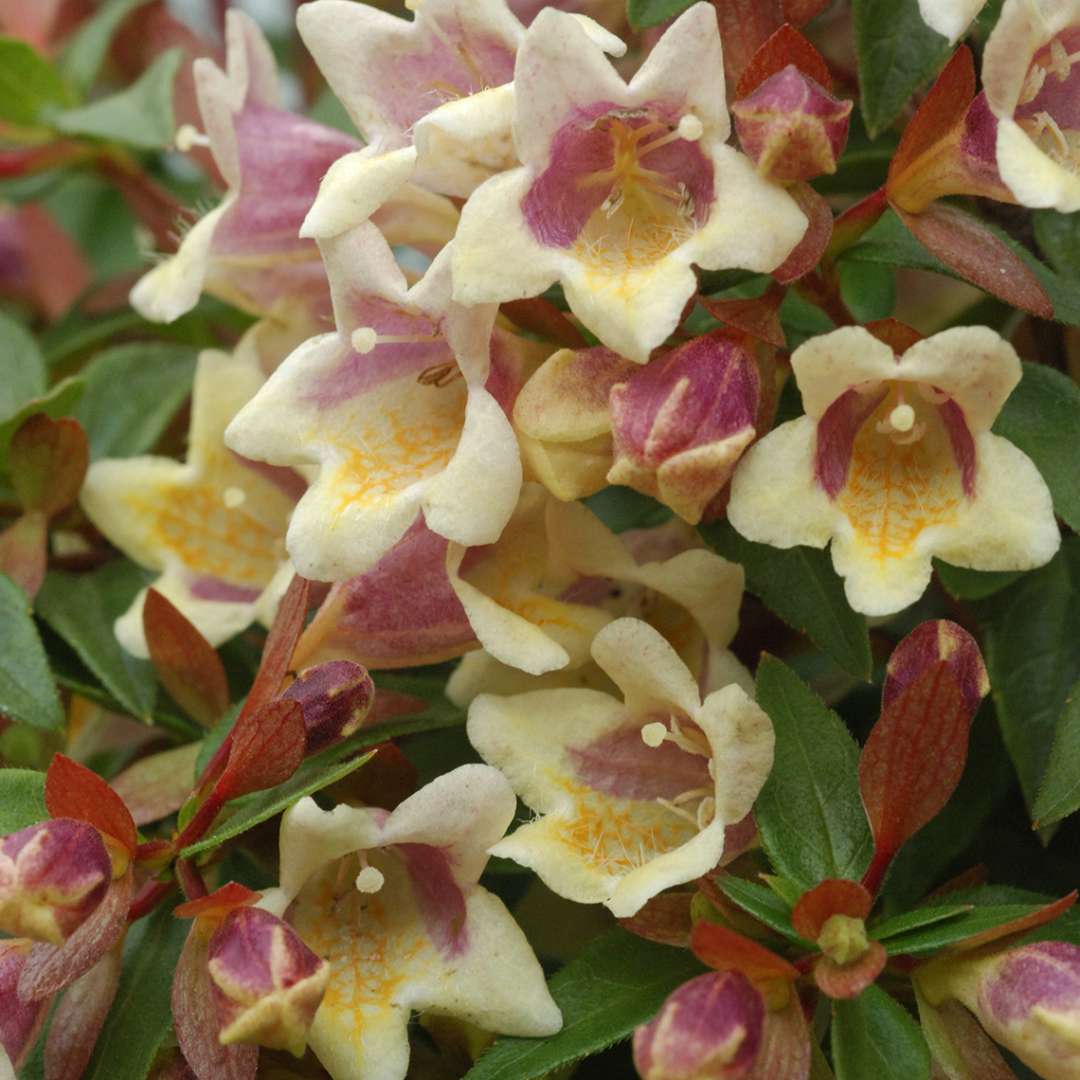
[832,985,931,1080]
[851,0,953,138]
[465,928,704,1080]
[870,903,972,943]
[0,376,85,471]
[993,362,1080,532]
[753,657,873,890]
[879,902,1056,956]
[75,342,196,459]
[626,0,697,30]
[0,767,47,831]
[1032,678,1080,827]
[181,705,466,857]
[36,562,158,721]
[0,37,73,128]
[60,0,155,94]
[83,901,190,1080]
[585,486,672,533]
[933,561,1024,601]
[715,876,811,946]
[54,49,181,149]
[1034,209,1080,279]
[0,574,63,730]
[0,311,47,421]
[975,538,1080,814]
[701,521,871,680]
[838,260,895,322]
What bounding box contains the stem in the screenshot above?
[173,788,229,852]
[176,858,208,901]
[128,879,175,922]
[860,847,894,897]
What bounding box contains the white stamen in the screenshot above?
[351,327,378,353]
[641,721,667,748]
[175,124,210,152]
[223,487,246,509]
[355,865,385,893]
[888,403,916,432]
[677,113,704,142]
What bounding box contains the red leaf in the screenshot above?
[951,891,1077,952]
[690,920,800,984]
[859,623,989,893]
[782,0,832,23]
[143,589,230,730]
[698,282,786,349]
[791,879,873,941]
[895,203,1053,319]
[110,743,200,827]
[217,699,306,800]
[736,23,833,98]
[45,754,137,854]
[9,415,89,517]
[773,182,834,284]
[619,891,695,948]
[864,319,924,355]
[244,573,310,722]
[814,940,887,999]
[175,882,259,921]
[712,0,784,93]
[888,48,975,194]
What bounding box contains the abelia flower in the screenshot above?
[467,617,774,917]
[260,765,561,1080]
[984,0,1080,212]
[451,4,808,362]
[131,9,457,325]
[225,223,524,583]
[0,940,49,1076]
[918,940,1080,1080]
[0,819,112,945]
[731,65,852,183]
[918,0,988,42]
[727,325,1060,616]
[633,970,765,1079]
[447,485,750,680]
[281,660,375,752]
[81,343,298,658]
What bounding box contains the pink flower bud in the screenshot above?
[281,659,375,752]
[633,971,765,1079]
[608,332,760,524]
[0,819,112,945]
[732,65,852,183]
[206,906,330,1056]
[0,939,49,1071]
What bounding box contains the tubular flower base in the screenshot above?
[467,618,773,917]
[727,325,1060,616]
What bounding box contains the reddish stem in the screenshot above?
[128,879,175,922]
[860,847,895,898]
[172,787,229,853]
[176,858,209,901]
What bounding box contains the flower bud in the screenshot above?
[924,941,1080,1080]
[732,65,852,183]
[608,333,760,525]
[0,819,112,945]
[206,906,330,1056]
[1,939,49,1071]
[281,660,375,752]
[633,971,764,1079]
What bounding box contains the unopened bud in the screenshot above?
[818,914,869,966]
[1,939,49,1071]
[282,660,375,752]
[608,333,760,525]
[732,65,852,183]
[634,970,764,1079]
[207,906,330,1057]
[0,820,112,945]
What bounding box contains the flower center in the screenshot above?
[641,714,716,829]
[1017,31,1080,174]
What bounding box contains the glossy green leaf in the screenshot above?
[60,0,155,94]
[975,539,1080,814]
[54,49,181,149]
[0,376,84,471]
[1034,208,1080,279]
[933,561,1023,601]
[753,657,874,890]
[715,875,810,946]
[832,985,931,1080]
[626,0,697,30]
[585,486,672,534]
[36,561,157,721]
[839,260,895,322]
[1032,679,1080,827]
[880,902,1057,956]
[870,903,972,943]
[851,0,952,137]
[993,362,1080,532]
[0,37,73,128]
[0,574,63,730]
[464,929,704,1080]
[75,342,196,459]
[82,902,190,1080]
[0,768,47,832]
[701,522,871,680]
[0,311,47,422]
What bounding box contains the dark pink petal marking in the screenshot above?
[187,576,264,604]
[1015,29,1080,130]
[0,940,49,1070]
[813,387,888,497]
[396,843,469,958]
[938,397,977,497]
[985,941,1080,1023]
